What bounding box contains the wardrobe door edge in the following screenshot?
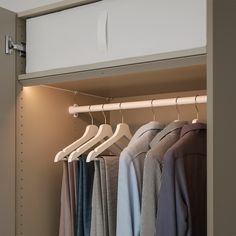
[0,7,17,236]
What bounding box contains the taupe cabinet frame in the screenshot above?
[0,7,16,236]
[207,1,236,235]
[0,1,236,236]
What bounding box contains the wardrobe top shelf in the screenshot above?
[18,0,101,19]
[18,49,207,98]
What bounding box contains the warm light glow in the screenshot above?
[22,86,36,92]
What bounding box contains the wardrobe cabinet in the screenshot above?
[0,1,236,236]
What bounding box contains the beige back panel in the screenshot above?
[207,1,236,235]
[16,85,105,236]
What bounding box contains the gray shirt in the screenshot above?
[90,161,103,236]
[59,162,77,236]
[156,123,207,236]
[116,122,164,236]
[140,121,187,236]
[90,156,119,236]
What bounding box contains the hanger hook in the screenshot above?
[195,95,199,120]
[119,103,124,123]
[175,97,180,121]
[102,104,107,124]
[151,99,157,121]
[88,105,94,125]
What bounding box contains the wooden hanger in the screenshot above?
[54,106,98,162]
[87,103,132,162]
[68,104,114,162]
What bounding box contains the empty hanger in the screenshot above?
[87,102,132,162]
[192,95,200,123]
[54,105,98,162]
[68,104,114,162]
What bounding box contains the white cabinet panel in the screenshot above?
[107,0,206,60]
[26,0,206,73]
[26,2,106,73]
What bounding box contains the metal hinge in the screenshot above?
[5,35,26,57]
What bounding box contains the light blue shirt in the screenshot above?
[116,122,164,236]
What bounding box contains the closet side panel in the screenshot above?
[16,86,105,236]
[0,7,16,236]
[207,1,213,235]
[208,1,236,235]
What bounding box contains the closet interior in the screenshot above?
[12,1,207,235]
[16,77,207,236]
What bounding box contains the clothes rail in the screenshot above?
[69,95,207,115]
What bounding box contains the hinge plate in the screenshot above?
[5,35,26,57]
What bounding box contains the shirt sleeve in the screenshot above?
[140,156,161,236]
[156,150,188,236]
[116,152,140,236]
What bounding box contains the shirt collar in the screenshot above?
[131,121,165,142]
[150,121,188,148]
[180,123,207,137]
